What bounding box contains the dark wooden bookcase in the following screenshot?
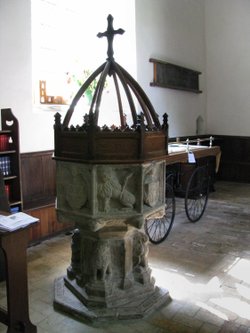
[0,108,23,212]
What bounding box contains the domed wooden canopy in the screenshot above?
[54,15,168,163]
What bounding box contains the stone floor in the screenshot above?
[0,181,250,332]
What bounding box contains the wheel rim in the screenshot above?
[145,184,175,244]
[185,166,209,222]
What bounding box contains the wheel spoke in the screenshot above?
[185,166,209,222]
[145,184,176,244]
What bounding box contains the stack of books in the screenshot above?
[0,156,11,176]
[0,135,9,151]
[4,184,10,200]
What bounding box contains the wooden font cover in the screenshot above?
[54,15,169,163]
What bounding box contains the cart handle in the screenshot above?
[172,136,214,147]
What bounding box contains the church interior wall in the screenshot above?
[0,0,249,152]
[205,0,250,136]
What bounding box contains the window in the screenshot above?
[31,0,136,119]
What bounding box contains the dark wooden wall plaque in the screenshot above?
[150,58,202,93]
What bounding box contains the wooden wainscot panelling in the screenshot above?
[26,204,73,244]
[21,150,74,243]
[214,135,250,183]
[21,150,56,209]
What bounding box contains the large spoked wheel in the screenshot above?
[145,183,176,244]
[185,165,210,222]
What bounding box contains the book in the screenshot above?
[0,212,39,231]
[0,135,9,151]
[0,156,11,176]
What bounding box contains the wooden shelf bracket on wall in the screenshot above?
[149,58,202,93]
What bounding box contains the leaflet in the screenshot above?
[0,212,39,231]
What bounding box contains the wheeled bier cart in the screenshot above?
[144,138,221,244]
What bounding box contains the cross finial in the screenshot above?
[97,14,125,60]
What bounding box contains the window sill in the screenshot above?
[33,103,69,113]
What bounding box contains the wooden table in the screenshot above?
[0,225,37,333]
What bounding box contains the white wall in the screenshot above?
[2,0,249,152]
[0,0,136,153]
[205,0,250,136]
[0,0,55,153]
[135,0,206,138]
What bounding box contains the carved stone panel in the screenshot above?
[95,164,139,214]
[56,162,91,213]
[143,160,165,215]
[56,160,166,228]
